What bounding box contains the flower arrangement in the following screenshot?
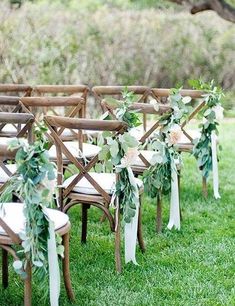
[0,125,63,301]
[190,79,224,180]
[142,88,191,200]
[98,89,141,223]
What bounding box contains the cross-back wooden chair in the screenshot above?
[33,84,89,117]
[0,112,34,193]
[19,96,101,163]
[151,88,208,196]
[0,146,75,306]
[92,85,151,131]
[44,115,145,273]
[0,84,32,137]
[101,99,172,233]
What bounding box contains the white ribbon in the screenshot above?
[47,220,60,306]
[167,162,180,230]
[211,130,221,199]
[124,167,139,265]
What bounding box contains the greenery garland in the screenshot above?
[142,88,191,199]
[0,125,63,294]
[98,89,141,223]
[189,79,224,178]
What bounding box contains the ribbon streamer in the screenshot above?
[211,130,221,199]
[124,167,139,265]
[47,220,60,306]
[167,163,180,230]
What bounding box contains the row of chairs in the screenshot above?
[0,84,208,230]
[0,83,211,304]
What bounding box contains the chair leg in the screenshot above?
[62,233,75,301]
[100,201,109,223]
[202,176,208,198]
[2,249,8,289]
[137,198,145,253]
[156,193,162,234]
[24,261,32,306]
[81,204,89,243]
[115,207,122,273]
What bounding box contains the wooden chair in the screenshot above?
[0,112,34,192]
[0,145,74,306]
[151,88,208,196]
[19,96,101,163]
[44,115,145,273]
[0,84,32,137]
[101,99,172,233]
[33,84,89,118]
[92,85,151,131]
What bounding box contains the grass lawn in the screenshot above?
[0,121,234,306]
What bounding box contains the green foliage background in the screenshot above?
[1,0,235,113]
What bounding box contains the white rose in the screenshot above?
[120,147,139,168]
[212,104,224,122]
[168,124,182,145]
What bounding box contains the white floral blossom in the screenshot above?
[212,104,224,122]
[120,147,139,168]
[167,124,182,145]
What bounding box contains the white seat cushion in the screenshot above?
[0,137,12,146]
[0,164,17,183]
[178,129,201,144]
[49,142,101,159]
[0,202,69,236]
[1,124,20,133]
[63,172,143,195]
[133,150,155,167]
[0,137,28,146]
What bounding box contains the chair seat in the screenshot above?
[0,164,17,183]
[0,137,12,146]
[133,150,155,167]
[49,142,101,160]
[1,124,21,133]
[0,202,69,236]
[63,172,143,195]
[179,130,201,144]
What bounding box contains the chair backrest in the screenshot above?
[19,96,85,143]
[151,88,206,151]
[0,84,32,96]
[0,84,32,135]
[33,85,89,117]
[0,143,22,244]
[0,112,34,192]
[101,99,172,167]
[92,86,151,130]
[44,115,127,203]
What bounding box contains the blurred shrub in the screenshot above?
[0,0,234,110]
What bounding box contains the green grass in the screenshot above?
[0,121,235,306]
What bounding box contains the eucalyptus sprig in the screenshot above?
[98,132,140,223]
[102,87,142,129]
[189,79,224,178]
[0,125,63,293]
[98,89,142,223]
[143,88,191,199]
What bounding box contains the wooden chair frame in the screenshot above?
[33,84,89,118]
[19,96,85,144]
[44,115,145,272]
[92,85,151,131]
[0,84,32,137]
[0,112,34,193]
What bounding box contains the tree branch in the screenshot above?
[168,0,235,23]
